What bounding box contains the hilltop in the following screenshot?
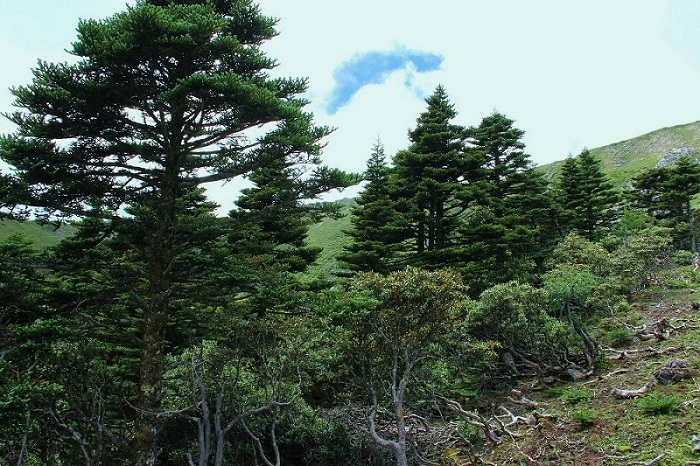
[538,120,700,187]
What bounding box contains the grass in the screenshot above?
[538,120,700,188]
[305,200,353,278]
[0,219,74,249]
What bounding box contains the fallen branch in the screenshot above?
[631,453,665,465]
[584,368,629,385]
[638,319,669,341]
[608,346,681,360]
[507,389,539,409]
[610,382,653,399]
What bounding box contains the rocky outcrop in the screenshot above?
[656,146,696,167]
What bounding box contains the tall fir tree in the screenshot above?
[470,112,532,215]
[0,1,353,462]
[228,153,357,312]
[556,149,620,239]
[390,86,476,262]
[339,139,407,274]
[453,112,554,294]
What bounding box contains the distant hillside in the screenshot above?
[0,219,74,249]
[306,199,353,278]
[538,120,700,187]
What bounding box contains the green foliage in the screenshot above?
[555,149,620,240]
[0,0,348,463]
[560,388,590,405]
[465,282,575,373]
[628,156,700,251]
[339,140,408,275]
[571,408,597,429]
[601,327,635,348]
[390,86,474,257]
[349,267,469,367]
[637,393,682,416]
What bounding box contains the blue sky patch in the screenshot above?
[326,46,443,114]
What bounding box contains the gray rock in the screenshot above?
[656,147,696,168]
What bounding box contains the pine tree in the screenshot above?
[556,149,620,239]
[0,2,350,461]
[390,86,474,261]
[470,112,532,215]
[339,139,407,274]
[453,112,553,294]
[629,155,700,251]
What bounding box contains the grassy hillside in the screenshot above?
[539,120,700,187]
[0,219,74,249]
[306,200,353,277]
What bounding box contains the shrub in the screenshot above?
[561,388,590,405]
[637,393,682,415]
[571,408,597,429]
[604,327,635,348]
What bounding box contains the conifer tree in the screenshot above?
[339,139,407,274]
[0,1,350,461]
[453,112,553,293]
[470,112,532,215]
[390,86,475,261]
[556,149,620,239]
[629,155,700,251]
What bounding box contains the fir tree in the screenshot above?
[390,86,474,260]
[339,139,407,274]
[629,155,700,251]
[556,149,620,239]
[0,1,350,461]
[453,113,553,294]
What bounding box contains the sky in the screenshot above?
[1,1,700,208]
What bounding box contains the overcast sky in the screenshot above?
[2,1,700,207]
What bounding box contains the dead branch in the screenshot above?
[496,405,531,430]
[241,417,281,466]
[610,382,654,399]
[638,318,670,341]
[583,368,629,385]
[507,389,539,409]
[439,395,506,444]
[631,453,665,465]
[608,346,681,360]
[690,434,700,453]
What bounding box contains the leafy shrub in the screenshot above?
[637,393,682,415]
[561,388,590,405]
[671,249,694,268]
[571,408,597,429]
[604,327,635,348]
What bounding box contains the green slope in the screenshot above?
[305,200,353,278]
[539,120,700,187]
[0,219,74,249]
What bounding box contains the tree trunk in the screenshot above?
[133,192,177,465]
[687,201,697,254]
